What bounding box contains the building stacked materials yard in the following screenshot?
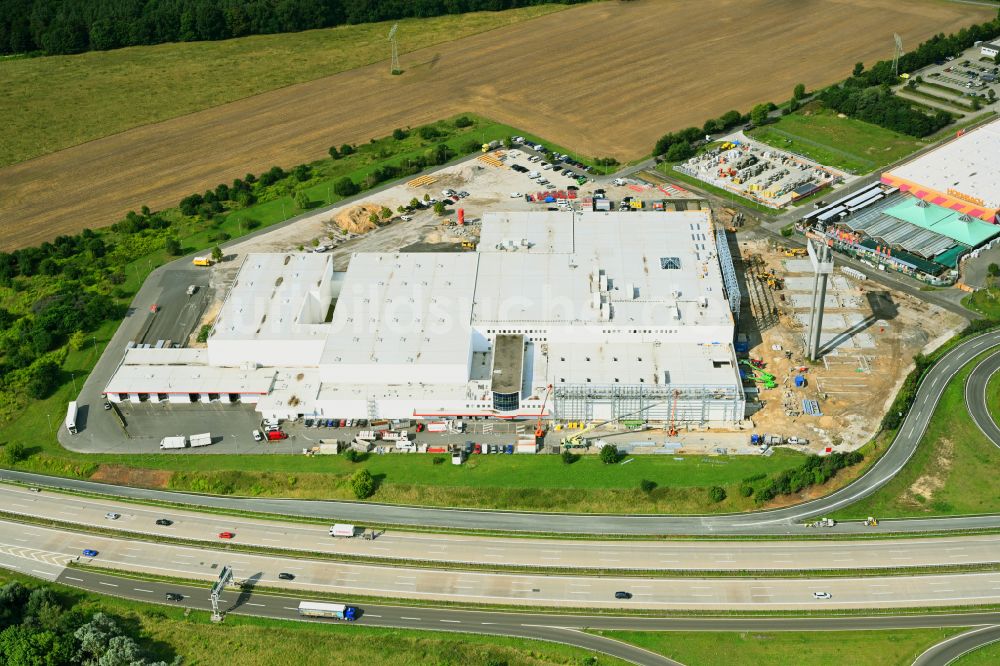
[103,211,745,427]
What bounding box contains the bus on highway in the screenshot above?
[296,601,359,621]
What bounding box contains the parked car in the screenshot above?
[400,215,413,222]
[105,512,120,520]
[304,418,314,428]
[416,423,425,433]
[510,192,522,198]
[82,549,98,557]
[504,444,514,454]
[614,591,632,600]
[473,444,482,454]
[155,519,173,526]
[218,532,235,539]
[252,430,263,441]
[165,593,183,601]
[339,419,347,427]
[278,572,296,580]
[103,401,112,410]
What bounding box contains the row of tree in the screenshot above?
[0,581,176,665]
[0,0,585,55]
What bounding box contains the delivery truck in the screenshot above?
[159,436,187,449]
[329,524,356,538]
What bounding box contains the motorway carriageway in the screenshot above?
[3,484,1000,572]
[6,330,1000,537]
[12,565,1000,666]
[4,518,1000,611]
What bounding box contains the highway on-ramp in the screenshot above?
[5,330,1000,535]
[913,625,1000,666]
[966,348,1000,449]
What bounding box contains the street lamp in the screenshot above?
[70,372,77,395]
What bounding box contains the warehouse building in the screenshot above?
[105,211,745,426]
[881,118,1000,223]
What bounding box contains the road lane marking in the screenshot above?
[246,603,265,607]
[440,619,461,623]
[65,576,83,582]
[400,616,421,621]
[98,582,118,587]
[134,589,154,593]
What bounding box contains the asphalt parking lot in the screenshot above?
[134,268,212,347]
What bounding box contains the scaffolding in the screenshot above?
[552,383,744,426]
[716,228,741,321]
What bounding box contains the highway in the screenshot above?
[15,565,1000,666]
[966,348,1000,449]
[5,519,1000,612]
[5,484,1000,572]
[6,330,1000,536]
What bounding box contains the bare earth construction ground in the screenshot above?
[0,0,989,249]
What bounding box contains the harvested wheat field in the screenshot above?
[0,0,990,249]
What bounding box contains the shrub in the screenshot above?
[599,444,619,464]
[454,116,473,128]
[561,449,579,465]
[640,479,657,493]
[196,325,212,343]
[350,469,375,499]
[164,238,182,256]
[392,128,408,140]
[739,483,754,498]
[333,177,360,197]
[709,486,727,502]
[342,448,358,462]
[2,442,28,465]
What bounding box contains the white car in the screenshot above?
[400,215,412,222]
[105,512,120,520]
[441,189,456,197]
[252,430,263,441]
[313,245,328,253]
[812,592,832,599]
[510,192,522,198]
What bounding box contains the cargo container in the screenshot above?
[357,430,378,441]
[426,422,448,433]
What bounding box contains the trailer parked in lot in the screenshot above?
[65,401,78,435]
[189,433,212,447]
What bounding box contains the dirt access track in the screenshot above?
[0,0,988,249]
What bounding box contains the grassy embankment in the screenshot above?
[747,104,929,174]
[954,641,1000,665]
[0,4,568,167]
[591,628,968,666]
[963,287,1000,320]
[0,569,622,666]
[832,349,1000,520]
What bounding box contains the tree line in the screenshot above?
[0,0,584,56]
[0,580,177,665]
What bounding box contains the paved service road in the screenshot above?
[5,484,1000,571]
[966,348,1000,449]
[5,519,1000,611]
[912,625,1000,666]
[8,331,1000,535]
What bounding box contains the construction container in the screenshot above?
[457,208,465,225]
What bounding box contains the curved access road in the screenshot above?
[5,330,1000,536]
[912,625,1000,666]
[965,348,1000,449]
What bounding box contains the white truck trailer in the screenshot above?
[329,524,356,538]
[65,401,78,435]
[189,433,212,448]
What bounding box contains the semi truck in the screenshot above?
[65,401,78,435]
[296,601,358,621]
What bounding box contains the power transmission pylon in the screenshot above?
[892,33,903,78]
[388,23,400,75]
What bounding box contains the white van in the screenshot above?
[396,441,417,452]
[528,171,540,179]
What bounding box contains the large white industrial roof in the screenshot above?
[547,341,738,386]
[473,211,730,327]
[321,252,477,366]
[212,253,333,341]
[885,118,1000,209]
[104,364,275,395]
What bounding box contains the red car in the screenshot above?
[473,444,482,454]
[416,423,425,433]
[339,419,347,427]
[218,532,235,539]
[266,430,288,441]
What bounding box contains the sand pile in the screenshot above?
[333,204,381,234]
